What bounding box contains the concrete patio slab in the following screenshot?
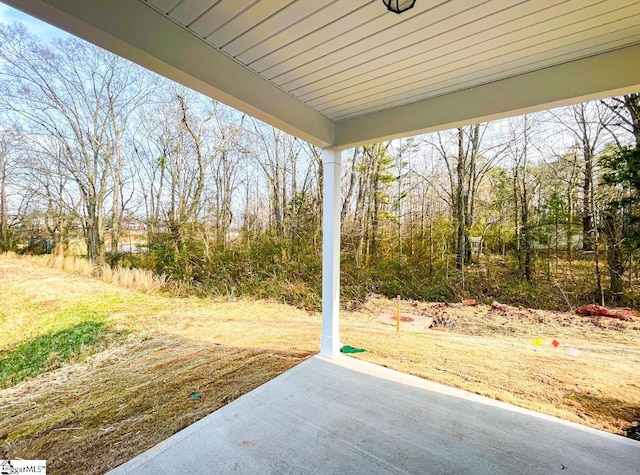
[109,355,640,474]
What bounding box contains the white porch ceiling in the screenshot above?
[4,0,640,148]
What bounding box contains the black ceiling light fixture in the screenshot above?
[382,0,417,14]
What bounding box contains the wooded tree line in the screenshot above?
[1,24,639,308]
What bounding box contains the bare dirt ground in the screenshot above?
[1,255,639,474]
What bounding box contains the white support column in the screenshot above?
[320,148,342,358]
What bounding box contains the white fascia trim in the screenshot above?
[6,0,335,147]
[334,43,640,149]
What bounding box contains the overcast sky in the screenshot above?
[0,2,69,40]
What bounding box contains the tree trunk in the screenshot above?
[566,186,574,264]
[396,154,403,270]
[521,186,532,282]
[370,150,382,260]
[513,164,521,277]
[455,128,466,271]
[429,197,434,276]
[84,198,105,265]
[603,209,624,302]
[0,153,8,250]
[582,145,594,252]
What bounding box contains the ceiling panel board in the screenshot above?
[325,27,640,120]
[250,0,387,75]
[129,1,640,130]
[188,0,255,38]
[329,43,640,121]
[237,1,362,65]
[170,0,215,26]
[267,0,517,84]
[297,2,639,104]
[223,0,332,58]
[335,44,640,148]
[323,24,640,119]
[208,0,296,47]
[285,0,608,95]
[147,0,183,13]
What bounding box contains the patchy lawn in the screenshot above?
[0,254,638,474]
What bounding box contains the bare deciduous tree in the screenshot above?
[0,25,152,263]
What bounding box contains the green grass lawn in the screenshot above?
[0,320,113,388]
[0,267,147,388]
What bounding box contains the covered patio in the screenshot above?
[4,0,640,471]
[107,355,639,474]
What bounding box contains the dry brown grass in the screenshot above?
[342,297,640,436]
[1,255,639,474]
[0,335,308,474]
[17,253,167,293]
